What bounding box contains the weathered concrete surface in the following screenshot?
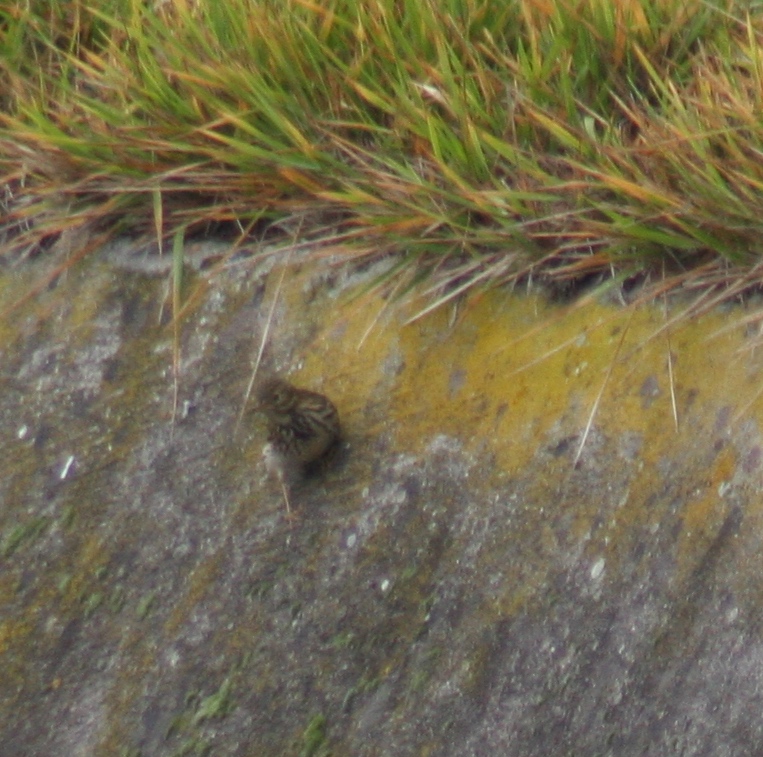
[2,238,763,756]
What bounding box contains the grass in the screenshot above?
[1,515,50,558]
[1,0,763,318]
[300,713,331,757]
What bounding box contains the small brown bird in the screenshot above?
[256,377,341,516]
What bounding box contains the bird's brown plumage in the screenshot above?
[256,377,340,467]
[256,378,341,517]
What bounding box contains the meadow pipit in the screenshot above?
[256,377,341,516]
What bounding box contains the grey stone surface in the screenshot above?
[2,239,763,756]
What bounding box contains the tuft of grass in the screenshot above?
[192,676,234,724]
[136,590,157,620]
[300,713,331,757]
[1,516,50,558]
[0,0,762,318]
[163,673,236,755]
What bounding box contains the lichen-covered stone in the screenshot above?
[2,239,763,756]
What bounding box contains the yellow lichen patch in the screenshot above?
[296,292,401,424]
[379,291,756,473]
[55,531,112,608]
[260,278,763,607]
[0,616,35,694]
[260,265,761,561]
[673,445,737,580]
[0,620,8,656]
[164,553,224,637]
[0,617,32,657]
